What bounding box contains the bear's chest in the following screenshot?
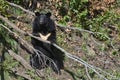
[38,25,50,35]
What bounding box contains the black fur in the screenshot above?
[31,12,64,74]
[32,12,56,45]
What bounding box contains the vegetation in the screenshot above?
[0,0,120,80]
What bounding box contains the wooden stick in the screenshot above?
[8,50,32,70]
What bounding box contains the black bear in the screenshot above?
[30,11,64,74]
[31,12,56,45]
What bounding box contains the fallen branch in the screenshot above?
[7,2,35,16]
[85,66,92,80]
[8,50,44,79]
[8,50,32,70]
[0,24,33,54]
[11,68,33,80]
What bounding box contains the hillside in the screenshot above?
[0,0,120,80]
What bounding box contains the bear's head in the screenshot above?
[35,12,51,25]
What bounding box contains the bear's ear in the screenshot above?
[46,12,51,17]
[35,12,40,16]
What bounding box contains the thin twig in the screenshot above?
[85,66,92,80]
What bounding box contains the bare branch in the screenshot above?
[0,15,25,34]
[8,50,32,70]
[11,68,33,80]
[7,2,35,16]
[8,49,45,79]
[85,66,92,80]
